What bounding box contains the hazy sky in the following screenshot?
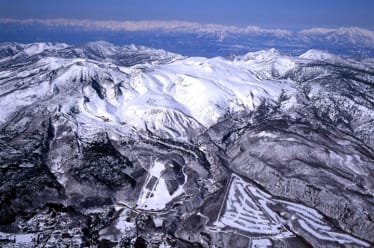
[0,0,373,28]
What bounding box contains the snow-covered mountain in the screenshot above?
[0,42,373,247]
[0,42,298,142]
[299,27,374,48]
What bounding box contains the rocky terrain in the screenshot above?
[0,42,373,247]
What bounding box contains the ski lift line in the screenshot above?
[128,143,148,172]
[216,174,235,222]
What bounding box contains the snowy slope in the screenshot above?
[1,43,372,143]
[0,43,297,141]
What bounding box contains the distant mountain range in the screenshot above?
[1,19,373,57]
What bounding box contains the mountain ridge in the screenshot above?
[0,42,373,247]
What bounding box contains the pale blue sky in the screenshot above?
[0,0,373,28]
